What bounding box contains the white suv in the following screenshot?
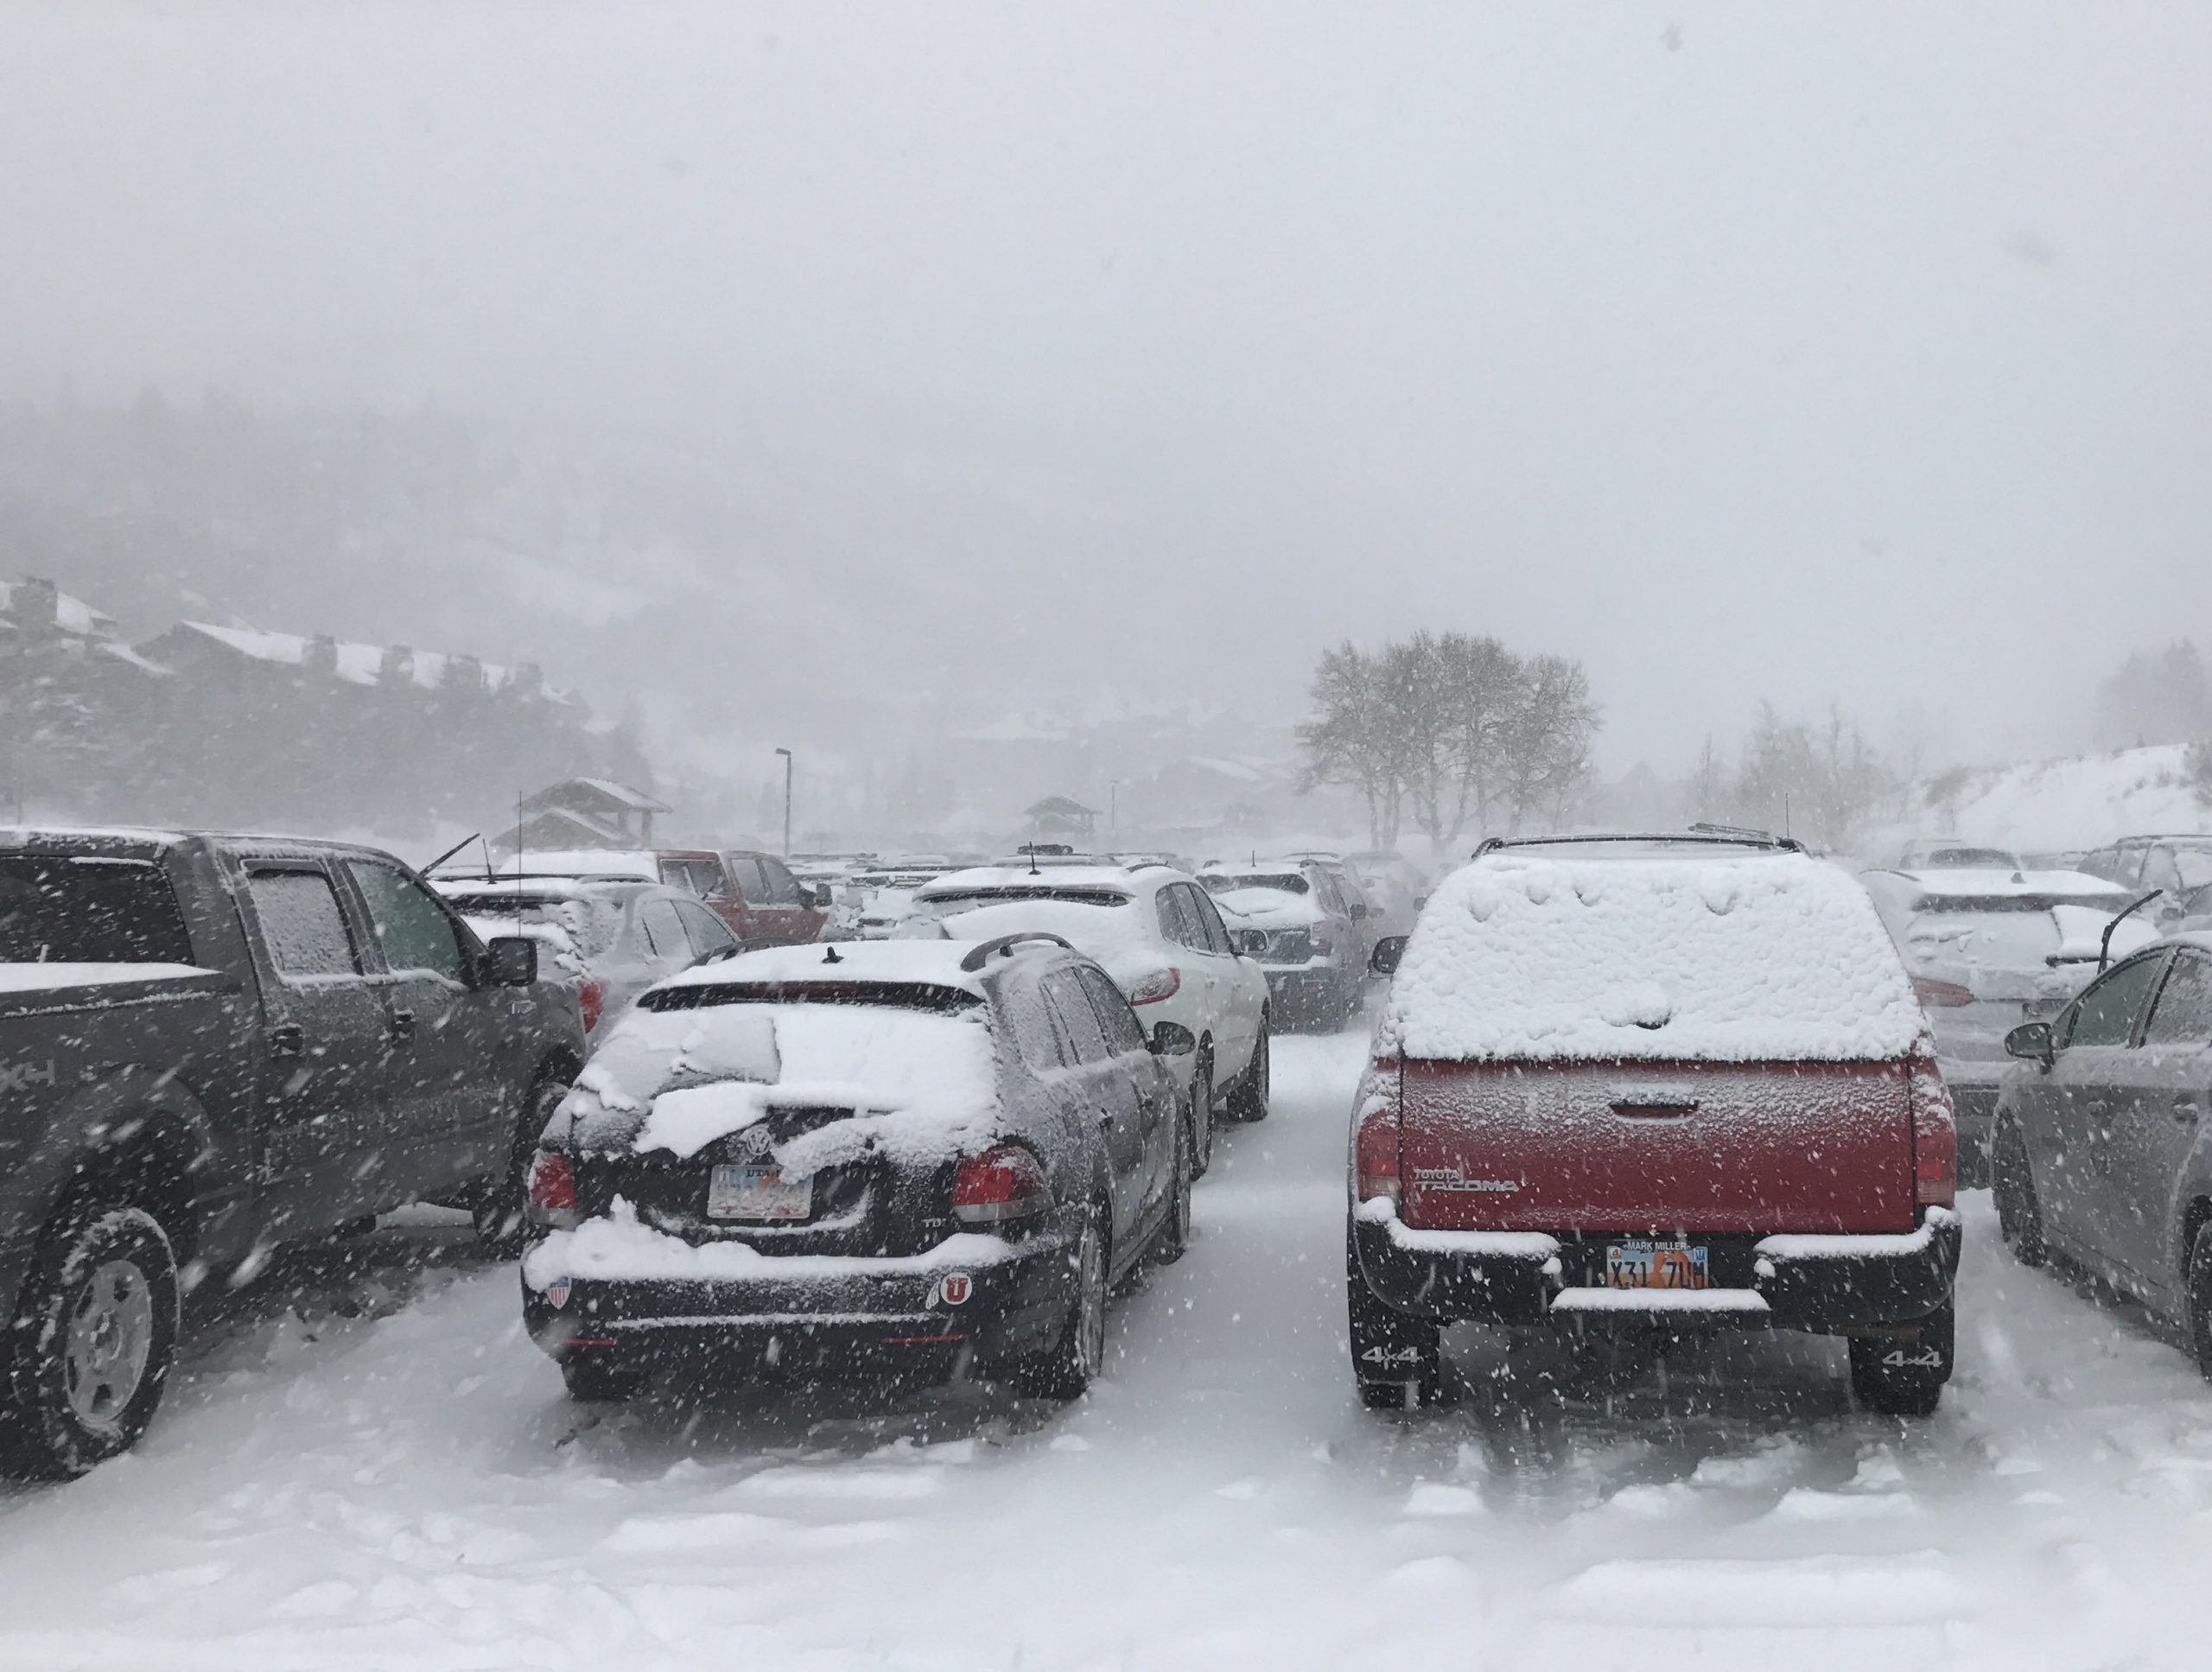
[908,862,1271,1172]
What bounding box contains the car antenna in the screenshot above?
[478,831,496,887]
[2100,890,2164,972]
[1028,843,1041,877]
[823,944,842,964]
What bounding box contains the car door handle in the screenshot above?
[390,1009,416,1045]
[270,1023,304,1058]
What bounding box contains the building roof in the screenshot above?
[540,777,671,815]
[153,622,561,701]
[1025,795,1100,818]
[0,580,118,639]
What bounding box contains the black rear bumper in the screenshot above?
[1350,1204,1961,1334]
[523,1217,1081,1381]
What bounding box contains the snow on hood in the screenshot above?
[1376,854,1923,1064]
[560,999,999,1174]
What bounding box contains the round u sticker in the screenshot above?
[936,1273,974,1307]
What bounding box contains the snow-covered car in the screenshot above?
[519,936,1197,1403]
[1861,866,2156,1182]
[1198,861,1368,1030]
[1993,936,2212,1376]
[834,862,963,939]
[1345,850,1432,940]
[2076,835,2212,913]
[432,877,737,1038]
[905,862,1271,1171]
[1349,831,1961,1415]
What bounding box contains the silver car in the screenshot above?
[433,876,738,1039]
[1863,866,2160,1182]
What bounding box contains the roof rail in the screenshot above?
[957,931,1077,972]
[1473,829,1805,858]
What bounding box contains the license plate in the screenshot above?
[1604,1238,1708,1290]
[707,1163,811,1223]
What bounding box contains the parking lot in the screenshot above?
[0,1026,2202,1671]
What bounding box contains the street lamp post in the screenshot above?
[775,747,793,857]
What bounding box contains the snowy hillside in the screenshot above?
[1885,744,2209,858]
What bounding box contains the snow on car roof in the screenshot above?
[916,864,1139,900]
[482,849,660,881]
[1378,851,1925,1064]
[430,875,639,900]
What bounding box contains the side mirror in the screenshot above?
[1233,929,1268,957]
[1370,936,1408,977]
[484,936,538,987]
[2005,1020,2055,1068]
[1148,1020,1197,1058]
[1347,901,1369,921]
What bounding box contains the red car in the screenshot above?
[459,848,827,950]
[1348,831,1960,1415]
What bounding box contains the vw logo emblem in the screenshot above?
[739,1125,774,1160]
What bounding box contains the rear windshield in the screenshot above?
[1202,874,1307,895]
[443,893,621,959]
[1900,909,2069,968]
[641,980,980,1015]
[914,886,1131,917]
[0,855,196,964]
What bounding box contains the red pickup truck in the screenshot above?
[1347,832,1960,1415]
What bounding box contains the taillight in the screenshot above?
[1129,967,1181,1005]
[1911,976,1975,1009]
[577,977,607,1033]
[1352,1083,1401,1207]
[526,1150,577,1217]
[951,1144,1052,1224]
[1910,1046,1956,1210]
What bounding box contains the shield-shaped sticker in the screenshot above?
[545,1281,573,1309]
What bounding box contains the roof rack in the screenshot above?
[957,931,1077,972]
[1473,829,1805,858]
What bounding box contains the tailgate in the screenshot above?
[1397,1059,1915,1235]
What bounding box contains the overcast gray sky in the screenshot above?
[5,1,2210,772]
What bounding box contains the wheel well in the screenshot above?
[52,1114,202,1266]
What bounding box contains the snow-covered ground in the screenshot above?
[5,1031,2212,1670]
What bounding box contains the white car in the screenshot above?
[907,862,1271,1172]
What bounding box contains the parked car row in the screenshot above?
[434,846,830,950]
[0,827,587,1477]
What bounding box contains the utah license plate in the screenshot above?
[707,1163,811,1223]
[1604,1238,1708,1290]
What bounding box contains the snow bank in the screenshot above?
[1376,853,1923,1064]
[563,1001,1000,1173]
[1892,743,2208,856]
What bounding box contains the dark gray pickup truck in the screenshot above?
[0,828,585,1477]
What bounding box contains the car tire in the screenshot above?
[1227,1020,1271,1124]
[2186,1224,2212,1383]
[1012,1205,1109,1402]
[1191,1047,1215,1177]
[1154,1106,1194,1267]
[560,1354,645,1403]
[476,1076,569,1256]
[1847,1300,1954,1417]
[1992,1118,2047,1269]
[1347,1224,1442,1409]
[1,1204,181,1479]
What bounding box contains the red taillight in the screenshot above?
[1353,1087,1401,1208]
[526,1150,577,1215]
[1911,976,1975,1009]
[1910,1047,1956,1210]
[577,977,607,1033]
[1129,967,1181,1006]
[951,1144,1052,1224]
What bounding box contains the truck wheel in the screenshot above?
[1347,1224,1441,1409]
[2,1205,181,1479]
[1226,1020,1270,1123]
[1848,1300,1954,1417]
[1008,1205,1108,1401]
[1992,1119,2047,1268]
[476,1076,569,1256]
[560,1354,645,1403]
